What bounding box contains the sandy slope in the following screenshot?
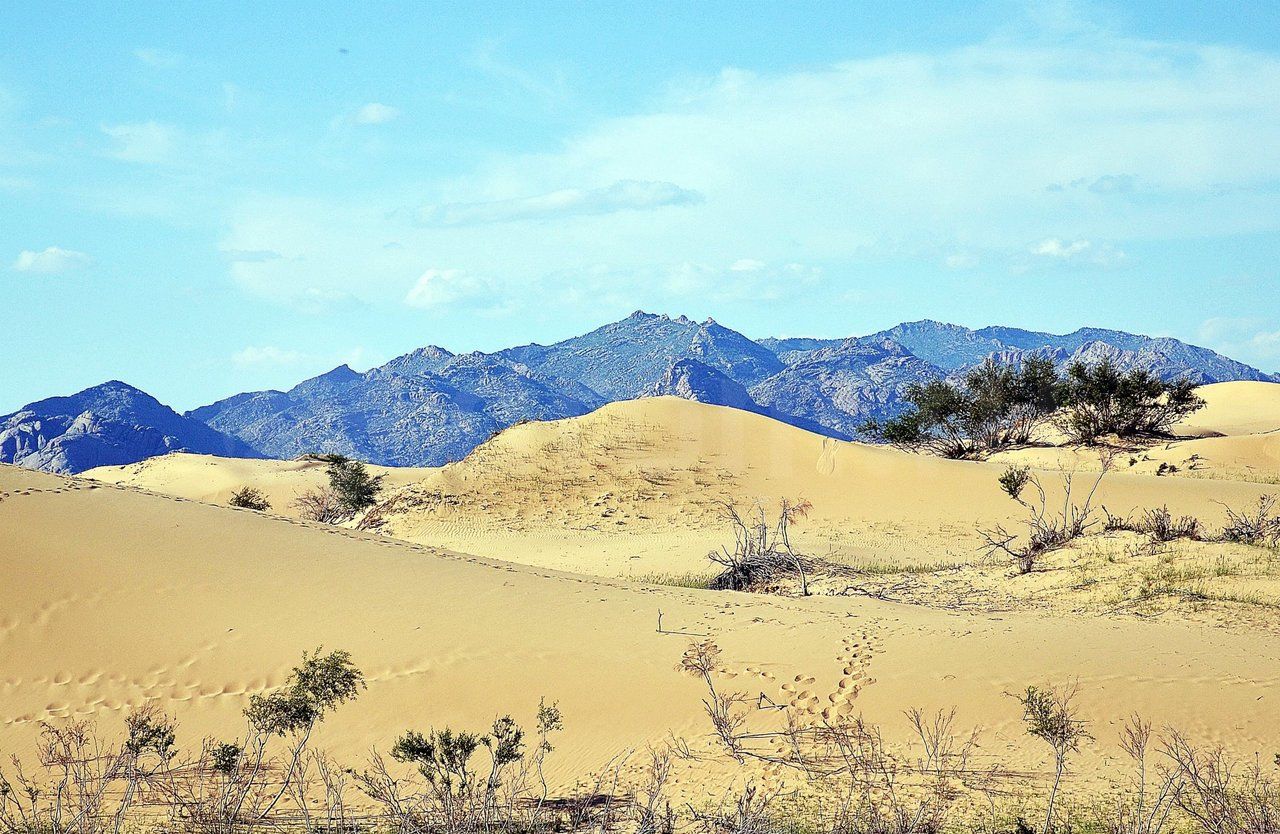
[84,454,431,517]
[86,396,1279,582]
[1175,380,1280,436]
[357,398,1279,579]
[4,464,1280,797]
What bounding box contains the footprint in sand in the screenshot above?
[816,437,837,476]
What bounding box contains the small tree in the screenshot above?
[228,486,271,511]
[324,455,383,515]
[865,357,1063,458]
[1016,682,1091,834]
[233,649,365,824]
[1057,359,1204,443]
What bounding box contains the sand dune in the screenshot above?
[1175,380,1280,436]
[84,453,431,518]
[354,397,1280,578]
[86,397,1279,582]
[5,462,1280,797]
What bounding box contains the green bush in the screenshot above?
[323,455,384,514]
[1057,358,1204,443]
[864,356,1062,458]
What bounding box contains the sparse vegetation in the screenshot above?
[1218,495,1280,548]
[5,643,1280,834]
[228,486,271,511]
[292,486,347,523]
[707,498,817,594]
[863,357,1062,458]
[980,456,1112,574]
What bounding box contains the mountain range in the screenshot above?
[4,313,1276,473]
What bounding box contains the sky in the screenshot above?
[2,0,1279,413]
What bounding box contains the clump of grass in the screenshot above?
[1138,505,1202,542]
[632,572,714,589]
[840,558,965,576]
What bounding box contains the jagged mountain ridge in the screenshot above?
[0,381,260,474]
[7,313,1275,473]
[190,352,595,466]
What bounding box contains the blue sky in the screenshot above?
[3,1,1279,412]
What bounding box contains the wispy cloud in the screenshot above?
[12,246,92,274]
[101,121,178,164]
[1199,317,1280,368]
[944,253,979,270]
[1029,238,1126,267]
[471,38,569,106]
[417,180,702,227]
[404,268,491,309]
[133,48,182,68]
[354,103,400,125]
[220,248,283,263]
[223,27,1280,319]
[232,345,305,366]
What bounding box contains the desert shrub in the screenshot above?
[1057,359,1204,444]
[999,465,1033,501]
[1218,495,1280,548]
[1163,731,1280,833]
[292,486,347,523]
[707,499,814,594]
[980,456,1112,574]
[1103,506,1136,533]
[358,701,563,834]
[1017,682,1091,834]
[864,357,1063,458]
[325,455,383,514]
[228,486,271,511]
[0,650,362,834]
[1138,506,1201,542]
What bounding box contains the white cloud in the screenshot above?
[354,103,400,125]
[1029,238,1126,267]
[133,48,182,68]
[232,346,305,366]
[417,180,702,227]
[101,121,178,164]
[404,268,491,309]
[1199,317,1280,367]
[1031,238,1092,259]
[12,246,92,274]
[729,258,765,272]
[944,253,978,269]
[222,29,1280,314]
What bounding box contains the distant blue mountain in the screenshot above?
[190,351,595,466]
[500,311,784,399]
[8,312,1274,474]
[646,358,848,438]
[750,339,943,437]
[0,381,259,474]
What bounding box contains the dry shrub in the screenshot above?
[707,499,814,594]
[291,487,348,524]
[228,486,271,511]
[1138,506,1202,542]
[981,456,1113,574]
[1218,495,1280,548]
